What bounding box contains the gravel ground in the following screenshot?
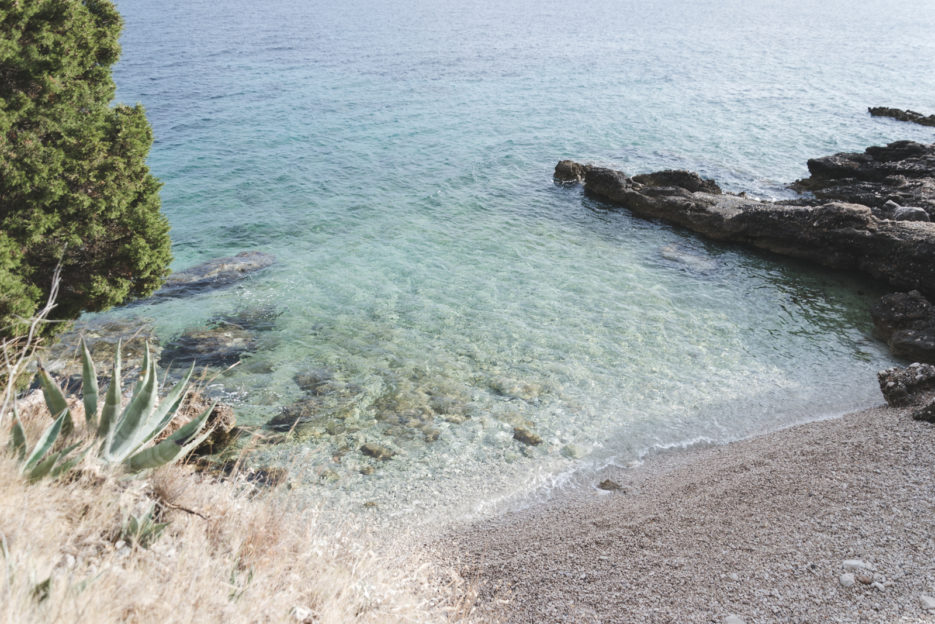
[437,404,935,623]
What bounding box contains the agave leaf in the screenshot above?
[124,405,213,472]
[130,344,152,403]
[80,340,99,430]
[138,365,194,446]
[50,447,90,478]
[98,340,123,442]
[107,355,159,462]
[37,367,73,436]
[27,451,63,482]
[10,410,27,461]
[22,410,68,472]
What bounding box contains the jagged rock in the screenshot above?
[597,479,623,491]
[558,143,935,301]
[554,160,591,184]
[360,442,395,460]
[894,206,930,222]
[911,399,935,423]
[871,291,935,363]
[793,141,935,218]
[512,426,542,446]
[869,107,935,128]
[158,322,258,369]
[877,363,935,406]
[631,169,721,194]
[151,251,275,299]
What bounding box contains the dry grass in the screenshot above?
[1,399,476,624]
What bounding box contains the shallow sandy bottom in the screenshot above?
[437,403,935,623]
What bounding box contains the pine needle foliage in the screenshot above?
[0,0,171,340]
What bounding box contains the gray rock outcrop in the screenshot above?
[868,106,935,128]
[555,146,935,300]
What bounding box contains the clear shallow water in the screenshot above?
[107,0,935,519]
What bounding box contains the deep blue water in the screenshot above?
[109,0,935,517]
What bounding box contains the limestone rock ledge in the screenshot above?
[555,142,935,300]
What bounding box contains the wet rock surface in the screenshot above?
[557,141,935,300]
[869,106,935,128]
[158,306,279,370]
[871,291,935,363]
[150,250,275,300]
[158,322,258,369]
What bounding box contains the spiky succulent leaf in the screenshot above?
[107,354,159,461]
[130,344,152,403]
[10,412,26,461]
[50,447,90,478]
[22,410,68,472]
[137,365,194,447]
[80,340,99,429]
[27,451,63,482]
[124,405,213,472]
[98,340,123,441]
[38,367,73,436]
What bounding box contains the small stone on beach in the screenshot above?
[839,573,856,587]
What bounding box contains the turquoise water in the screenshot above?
[109,0,935,518]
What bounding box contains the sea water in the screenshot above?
[108,0,935,520]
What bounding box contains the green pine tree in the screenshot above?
[0,0,171,341]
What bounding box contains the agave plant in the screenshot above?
[8,340,215,478]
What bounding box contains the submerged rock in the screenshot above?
[877,363,935,406]
[512,426,542,446]
[871,291,935,363]
[151,251,275,300]
[360,442,395,460]
[158,322,258,369]
[869,106,935,128]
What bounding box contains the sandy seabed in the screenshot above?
[437,403,935,623]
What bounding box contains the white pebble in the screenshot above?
[724,616,745,624]
[921,594,935,610]
[728,572,740,581]
[871,582,885,591]
[842,559,872,571]
[840,573,856,587]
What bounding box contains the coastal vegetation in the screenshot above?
[1,3,465,621]
[0,0,171,343]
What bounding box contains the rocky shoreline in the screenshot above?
[557,141,935,368]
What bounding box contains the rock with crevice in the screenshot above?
[871,291,935,363]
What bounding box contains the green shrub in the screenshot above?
[0,0,171,340]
